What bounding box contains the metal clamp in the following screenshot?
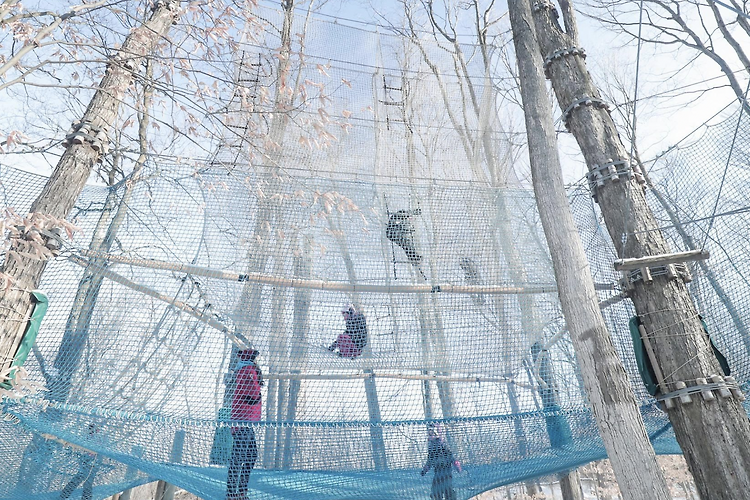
[61,120,110,155]
[586,159,646,202]
[657,375,745,410]
[561,96,611,130]
[543,47,586,79]
[619,263,692,291]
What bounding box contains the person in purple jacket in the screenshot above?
[421,424,462,500]
[328,305,368,358]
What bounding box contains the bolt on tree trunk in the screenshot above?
[0,0,180,377]
[525,1,750,498]
[507,1,672,499]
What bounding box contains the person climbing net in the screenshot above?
[386,208,426,280]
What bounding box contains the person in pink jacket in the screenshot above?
[226,348,263,500]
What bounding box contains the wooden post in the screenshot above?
[282,238,312,468]
[154,430,185,500]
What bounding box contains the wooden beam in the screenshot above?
[79,249,614,295]
[613,250,709,271]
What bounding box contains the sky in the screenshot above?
[3,0,744,186]
[288,0,745,184]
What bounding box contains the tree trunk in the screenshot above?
[0,0,179,376]
[51,54,155,403]
[507,2,672,500]
[526,2,750,498]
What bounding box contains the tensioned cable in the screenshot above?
[254,0,492,39]
[623,0,646,251]
[700,76,750,249]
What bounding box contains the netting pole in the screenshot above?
[116,448,141,500]
[155,430,185,500]
[506,384,529,458]
[282,237,312,468]
[329,215,388,471]
[263,212,292,468]
[424,192,456,445]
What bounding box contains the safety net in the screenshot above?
[1,3,749,500]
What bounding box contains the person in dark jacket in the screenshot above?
[226,348,263,500]
[328,305,368,358]
[459,257,485,305]
[59,424,100,500]
[420,425,461,500]
[386,209,426,279]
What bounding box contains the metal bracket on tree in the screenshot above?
[616,249,710,292]
[657,376,745,410]
[560,95,611,131]
[619,264,692,293]
[586,159,646,202]
[61,120,110,156]
[542,46,586,79]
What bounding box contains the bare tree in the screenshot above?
[0,0,181,378]
[508,1,671,499]
[528,0,750,498]
[583,0,750,114]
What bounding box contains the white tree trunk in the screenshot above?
[507,2,672,499]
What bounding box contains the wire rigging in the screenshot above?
[623,0,646,252]
[700,76,750,249]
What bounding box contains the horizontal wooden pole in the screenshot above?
[264,370,534,388]
[613,249,709,271]
[78,249,613,294]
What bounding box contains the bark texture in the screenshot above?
[527,2,750,499]
[508,1,672,499]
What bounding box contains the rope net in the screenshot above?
[0,4,749,500]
